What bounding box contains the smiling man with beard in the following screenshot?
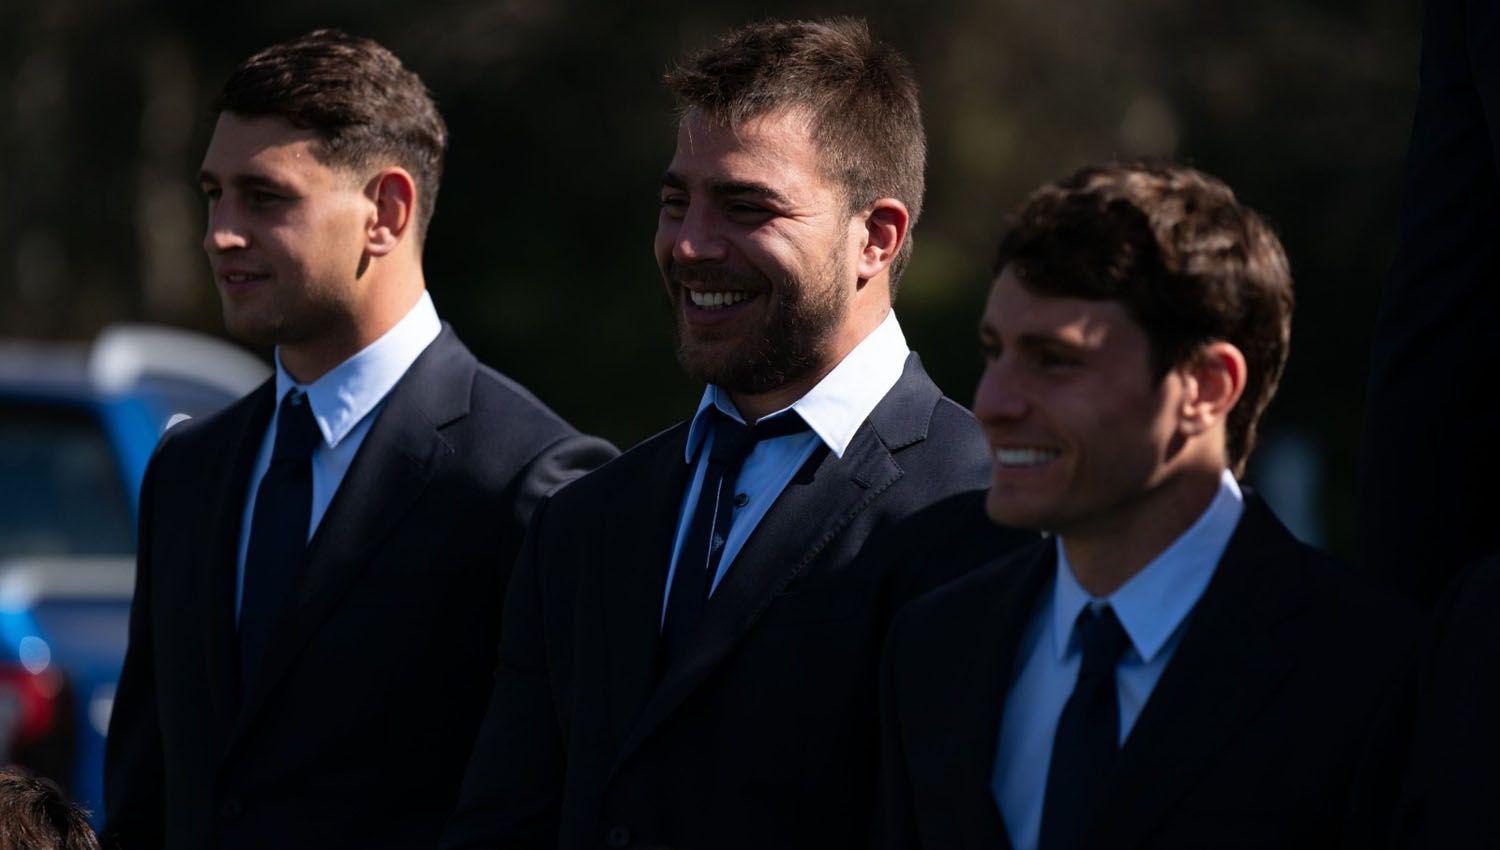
[442,17,1030,850]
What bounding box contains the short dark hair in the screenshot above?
[0,768,100,850]
[212,29,448,243]
[993,161,1293,475]
[665,18,926,291]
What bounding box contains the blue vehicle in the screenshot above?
[0,325,268,820]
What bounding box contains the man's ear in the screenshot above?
[365,167,417,256]
[1179,341,1247,437]
[854,198,910,284]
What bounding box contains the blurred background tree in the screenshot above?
[0,0,1419,558]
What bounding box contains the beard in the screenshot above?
[668,250,848,395]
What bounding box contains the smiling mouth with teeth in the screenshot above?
[687,289,756,309]
[995,447,1060,468]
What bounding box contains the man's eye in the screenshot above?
[659,195,687,215]
[202,187,222,202]
[248,190,282,206]
[1034,350,1077,368]
[979,343,1002,362]
[726,202,768,217]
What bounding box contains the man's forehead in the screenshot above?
[986,271,1129,345]
[671,108,819,170]
[201,112,324,174]
[665,109,839,212]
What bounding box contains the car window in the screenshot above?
[0,402,134,558]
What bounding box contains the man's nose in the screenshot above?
[670,205,728,265]
[972,359,1028,424]
[204,203,249,254]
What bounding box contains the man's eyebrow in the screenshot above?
[709,179,791,207]
[658,171,792,207]
[1017,332,1090,353]
[197,169,295,193]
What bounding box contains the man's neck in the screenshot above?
[1059,466,1226,598]
[280,267,425,384]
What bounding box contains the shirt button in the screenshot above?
[219,797,243,819]
[734,492,749,508]
[606,825,631,847]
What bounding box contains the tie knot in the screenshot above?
[707,410,809,465]
[272,391,322,462]
[1076,605,1130,677]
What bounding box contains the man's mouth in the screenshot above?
[994,446,1060,468]
[687,289,757,310]
[218,270,271,286]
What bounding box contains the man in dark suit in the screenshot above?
[101,30,614,850]
[442,18,1030,850]
[1359,0,1500,607]
[880,162,1425,850]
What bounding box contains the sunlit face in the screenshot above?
[199,112,372,348]
[974,267,1188,536]
[654,110,857,394]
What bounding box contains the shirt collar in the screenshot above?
[1050,469,1245,664]
[683,310,910,462]
[273,290,442,449]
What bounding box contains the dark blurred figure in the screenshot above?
[880,162,1424,850]
[101,29,614,850]
[443,17,1030,850]
[1359,0,1500,606]
[1399,550,1500,847]
[0,768,99,850]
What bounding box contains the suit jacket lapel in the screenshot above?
[1085,497,1309,850]
[196,381,275,736]
[600,427,693,750]
[612,355,941,773]
[227,327,472,745]
[950,545,1051,850]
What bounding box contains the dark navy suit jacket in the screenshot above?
[102,326,616,850]
[881,496,1425,850]
[443,354,1033,850]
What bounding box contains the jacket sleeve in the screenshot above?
[442,495,568,850]
[99,440,169,850]
[875,613,922,850]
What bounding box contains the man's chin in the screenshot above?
[984,490,1050,532]
[221,306,288,348]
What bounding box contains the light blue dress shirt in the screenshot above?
[233,290,442,618]
[659,311,911,623]
[992,470,1245,850]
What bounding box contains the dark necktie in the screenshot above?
[1038,605,1131,850]
[659,409,809,672]
[238,390,321,692]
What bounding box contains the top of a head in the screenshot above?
[212,28,449,243]
[994,160,1294,473]
[0,769,100,850]
[664,17,927,289]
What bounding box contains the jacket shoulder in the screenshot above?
[151,381,270,468]
[890,539,1047,650]
[468,363,583,438]
[541,421,687,507]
